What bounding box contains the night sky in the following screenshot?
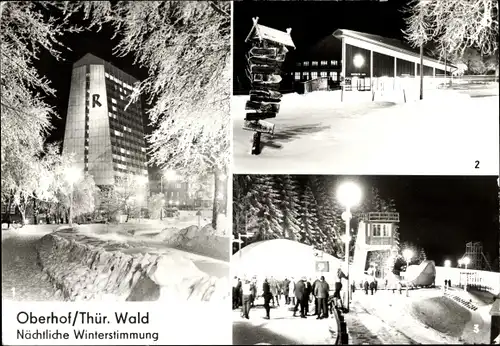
[34,9,150,146]
[346,175,499,268]
[233,0,411,89]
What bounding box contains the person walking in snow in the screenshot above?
[262,278,272,319]
[293,277,307,318]
[364,280,369,295]
[290,277,296,306]
[269,276,279,307]
[241,279,254,319]
[314,276,330,319]
[283,277,290,305]
[312,277,321,316]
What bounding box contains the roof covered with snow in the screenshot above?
[245,17,296,49]
[333,29,456,69]
[74,52,139,83]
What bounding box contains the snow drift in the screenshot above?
[36,229,229,303]
[157,224,230,261]
[233,239,342,280]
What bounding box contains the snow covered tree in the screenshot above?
[310,176,343,256]
[148,193,164,220]
[1,2,81,201]
[299,185,322,246]
[99,174,149,222]
[248,176,283,241]
[418,247,428,263]
[233,175,257,238]
[403,0,499,59]
[274,175,302,241]
[62,1,231,230]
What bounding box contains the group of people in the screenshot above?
[233,269,349,320]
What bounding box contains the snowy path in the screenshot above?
[2,232,62,301]
[233,300,336,345]
[233,90,499,175]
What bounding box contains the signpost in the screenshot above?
[243,17,295,155]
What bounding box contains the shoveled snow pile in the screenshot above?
[158,224,229,261]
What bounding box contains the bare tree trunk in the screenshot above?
[212,170,221,230]
[420,44,424,100]
[33,197,38,225]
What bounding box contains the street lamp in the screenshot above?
[353,54,365,69]
[444,260,451,267]
[64,166,83,228]
[337,181,362,313]
[403,249,414,273]
[463,256,470,269]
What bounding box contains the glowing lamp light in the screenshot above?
[402,249,414,262]
[64,166,83,184]
[341,234,351,243]
[353,54,365,68]
[444,260,451,268]
[164,169,178,181]
[337,182,362,208]
[463,257,470,266]
[175,201,179,206]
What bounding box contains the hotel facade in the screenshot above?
[62,53,148,187]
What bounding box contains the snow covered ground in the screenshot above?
[233,88,499,175]
[233,299,336,345]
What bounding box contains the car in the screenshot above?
[164,207,180,218]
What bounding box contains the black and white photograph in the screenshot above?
[1,1,230,343]
[232,1,499,175]
[232,174,500,345]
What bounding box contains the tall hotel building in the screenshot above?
[62,53,148,186]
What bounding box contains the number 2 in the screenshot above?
[474,161,480,169]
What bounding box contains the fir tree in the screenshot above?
[419,247,427,263]
[249,175,283,241]
[274,175,301,240]
[299,185,320,246]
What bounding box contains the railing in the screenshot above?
[303,77,329,94]
[332,306,349,344]
[363,212,400,222]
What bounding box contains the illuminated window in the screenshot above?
[331,71,338,80]
[112,98,117,104]
[321,61,328,66]
[294,72,301,80]
[303,61,309,67]
[320,71,327,78]
[112,106,117,112]
[332,60,338,66]
[302,72,309,78]
[311,71,318,79]
[296,62,302,67]
[311,61,318,66]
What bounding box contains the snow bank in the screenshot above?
[157,224,230,261]
[36,230,229,303]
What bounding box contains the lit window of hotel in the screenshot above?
[303,61,309,67]
[112,106,117,112]
[302,72,309,78]
[311,61,318,66]
[294,72,300,80]
[332,60,338,66]
[321,61,328,66]
[112,98,117,104]
[331,72,338,80]
[320,71,327,78]
[311,71,318,79]
[296,62,301,66]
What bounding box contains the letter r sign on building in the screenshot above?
[92,94,102,108]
